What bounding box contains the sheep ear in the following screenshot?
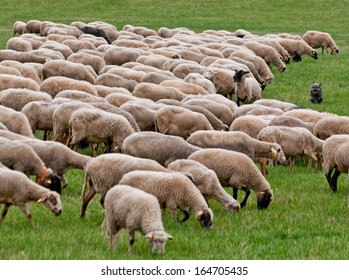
[166,233,174,240]
[144,232,154,239]
[37,197,47,203]
[259,191,265,197]
[196,210,203,218]
[271,147,277,158]
[46,179,52,185]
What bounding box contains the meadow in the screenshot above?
[0,0,349,260]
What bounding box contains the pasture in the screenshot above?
[0,0,349,260]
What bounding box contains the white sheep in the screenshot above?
[274,38,318,61]
[80,153,168,217]
[233,70,262,106]
[230,115,271,139]
[6,37,33,52]
[0,74,40,92]
[303,30,339,54]
[313,116,349,140]
[94,72,138,92]
[188,148,274,210]
[103,46,141,65]
[0,105,35,137]
[159,79,209,95]
[253,98,298,111]
[282,108,337,123]
[133,82,186,101]
[104,184,173,252]
[12,21,27,36]
[168,159,240,212]
[0,60,41,84]
[0,168,62,225]
[0,50,47,64]
[119,170,214,229]
[66,52,106,74]
[322,135,349,192]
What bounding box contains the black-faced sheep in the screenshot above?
[105,184,173,252]
[233,70,262,106]
[303,30,339,54]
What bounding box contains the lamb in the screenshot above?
[40,76,98,98]
[188,148,274,210]
[66,52,106,74]
[14,138,92,189]
[322,135,349,192]
[168,159,241,212]
[119,171,214,229]
[243,41,286,72]
[104,184,173,252]
[68,107,135,153]
[309,82,323,104]
[0,105,35,138]
[121,131,201,167]
[0,137,62,193]
[313,116,349,140]
[80,153,169,217]
[257,126,324,175]
[233,70,262,106]
[94,72,137,92]
[133,82,186,101]
[43,60,97,84]
[0,74,40,91]
[0,88,52,111]
[230,115,271,139]
[154,105,214,138]
[0,168,62,225]
[187,130,286,175]
[303,30,339,54]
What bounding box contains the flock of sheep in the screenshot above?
[0,19,347,254]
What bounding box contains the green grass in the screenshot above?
[1,0,349,260]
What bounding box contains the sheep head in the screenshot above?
[311,50,318,59]
[37,192,62,216]
[144,231,173,254]
[233,70,249,82]
[195,208,214,230]
[256,189,273,210]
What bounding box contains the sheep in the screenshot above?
[309,82,323,104]
[269,115,316,133]
[187,130,286,175]
[0,60,41,84]
[80,153,169,217]
[40,76,98,98]
[79,25,111,44]
[0,74,40,91]
[183,72,216,94]
[282,108,337,123]
[20,34,48,49]
[136,54,172,69]
[119,171,213,229]
[313,116,349,140]
[104,184,173,252]
[106,66,145,83]
[0,50,47,64]
[0,137,62,193]
[94,85,131,98]
[172,63,207,79]
[154,105,214,138]
[322,135,349,192]
[68,107,135,153]
[0,88,52,111]
[94,72,137,92]
[202,67,236,97]
[67,52,106,74]
[159,79,209,95]
[188,148,274,210]
[233,70,262,106]
[14,138,92,189]
[43,60,96,84]
[12,21,27,36]
[253,98,298,111]
[257,126,324,175]
[140,71,177,85]
[113,39,149,49]
[274,38,317,61]
[0,65,22,76]
[168,159,240,212]
[62,39,96,53]
[54,89,106,104]
[303,30,339,54]
[105,92,140,107]
[26,20,42,34]
[39,41,74,59]
[103,46,141,65]
[121,131,201,167]
[0,105,34,138]
[243,41,286,72]
[6,37,33,52]
[133,82,186,101]
[0,169,62,225]
[230,115,271,139]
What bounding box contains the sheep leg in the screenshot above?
[17,204,33,225]
[325,168,334,190]
[0,203,11,222]
[330,169,341,192]
[108,223,120,250]
[61,174,68,189]
[258,158,269,176]
[80,187,97,218]
[128,231,135,252]
[178,210,190,224]
[232,187,238,199]
[289,156,295,175]
[239,186,251,209]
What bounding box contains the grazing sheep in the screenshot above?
[187,130,286,175]
[121,131,201,167]
[309,82,323,104]
[81,153,168,217]
[55,89,106,104]
[140,71,177,85]
[233,70,262,106]
[322,135,349,192]
[269,115,315,133]
[253,98,298,111]
[39,41,74,59]
[119,171,214,229]
[67,52,106,74]
[202,67,236,97]
[159,79,209,95]
[0,49,48,64]
[80,25,111,44]
[168,159,240,212]
[106,66,145,83]
[26,20,42,34]
[0,60,41,84]
[275,38,317,61]
[105,184,173,252]
[103,46,141,65]
[12,21,27,36]
[257,126,324,174]
[303,30,339,54]
[282,108,337,123]
[62,39,96,53]
[68,108,135,153]
[313,116,349,140]
[94,72,137,92]
[0,169,62,225]
[0,88,52,111]
[183,72,216,94]
[0,105,34,137]
[133,82,186,101]
[173,63,207,79]
[40,76,98,98]
[154,105,214,138]
[6,37,33,52]
[0,65,22,76]
[43,60,97,84]
[0,74,40,91]
[0,137,61,193]
[14,138,92,189]
[230,115,271,139]
[94,85,131,98]
[188,148,274,210]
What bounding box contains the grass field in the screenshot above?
[0,0,349,260]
